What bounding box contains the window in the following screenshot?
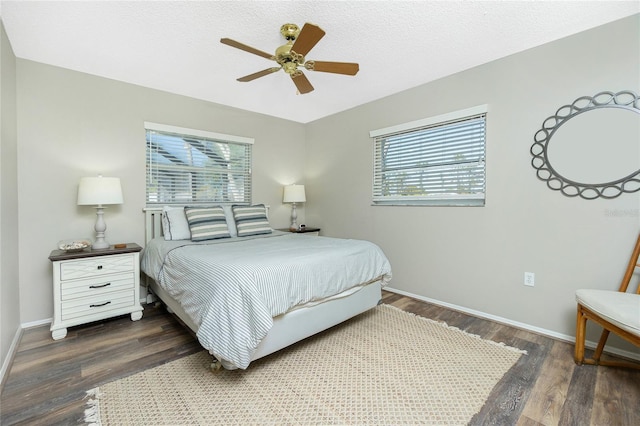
[145,122,253,205]
[370,105,487,206]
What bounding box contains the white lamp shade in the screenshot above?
[283,184,306,203]
[77,176,123,206]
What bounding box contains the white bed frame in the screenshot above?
[143,207,383,368]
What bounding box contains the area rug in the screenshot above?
[84,304,525,425]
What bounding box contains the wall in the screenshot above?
[305,15,640,352]
[16,61,306,323]
[0,20,20,380]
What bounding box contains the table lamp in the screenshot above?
[283,184,306,231]
[77,176,123,249]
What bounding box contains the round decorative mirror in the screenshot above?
[530,90,640,200]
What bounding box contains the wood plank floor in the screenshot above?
[1,290,638,425]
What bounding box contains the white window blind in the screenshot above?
[370,106,487,206]
[145,123,253,205]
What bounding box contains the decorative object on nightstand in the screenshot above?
[283,184,306,231]
[48,243,143,340]
[77,176,123,250]
[57,239,91,253]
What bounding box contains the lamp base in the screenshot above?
[92,206,110,250]
[290,203,298,231]
[91,240,110,250]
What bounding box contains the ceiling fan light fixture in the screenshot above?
[283,62,299,75]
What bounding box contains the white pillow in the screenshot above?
[221,205,238,237]
[162,206,191,240]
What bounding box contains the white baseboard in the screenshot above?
[385,287,640,362]
[21,317,51,329]
[1,326,23,389]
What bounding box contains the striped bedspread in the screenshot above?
[141,232,392,369]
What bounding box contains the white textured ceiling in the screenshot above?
[1,1,639,123]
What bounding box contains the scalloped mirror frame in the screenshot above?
[530,90,640,200]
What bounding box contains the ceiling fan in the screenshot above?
[220,23,359,94]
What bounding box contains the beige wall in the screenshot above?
[305,15,640,352]
[1,20,20,376]
[16,60,306,323]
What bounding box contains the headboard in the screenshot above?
[143,205,270,244]
[143,207,164,243]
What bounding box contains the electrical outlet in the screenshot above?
[524,272,535,287]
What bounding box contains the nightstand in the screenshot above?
[277,227,321,236]
[48,243,143,340]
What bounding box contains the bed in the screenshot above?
[141,205,392,370]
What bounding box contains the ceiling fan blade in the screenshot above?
[237,67,281,82]
[306,61,359,75]
[291,23,325,57]
[291,72,314,94]
[220,38,274,60]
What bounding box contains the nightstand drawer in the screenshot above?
[60,273,134,301]
[60,254,134,281]
[61,291,135,321]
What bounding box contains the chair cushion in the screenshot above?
[576,289,640,337]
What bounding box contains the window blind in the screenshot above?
[371,110,486,206]
[145,124,252,205]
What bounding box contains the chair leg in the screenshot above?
[575,305,587,365]
[592,329,610,364]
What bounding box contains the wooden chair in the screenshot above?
[574,232,640,369]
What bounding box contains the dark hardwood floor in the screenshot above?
[1,290,638,425]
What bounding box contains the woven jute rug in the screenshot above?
[84,304,525,425]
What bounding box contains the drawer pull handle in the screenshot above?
[97,265,103,270]
[89,283,111,289]
[90,301,111,308]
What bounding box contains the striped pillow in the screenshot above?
[184,206,231,241]
[232,204,272,237]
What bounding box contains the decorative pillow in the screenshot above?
[184,206,231,241]
[232,204,272,237]
[162,206,191,241]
